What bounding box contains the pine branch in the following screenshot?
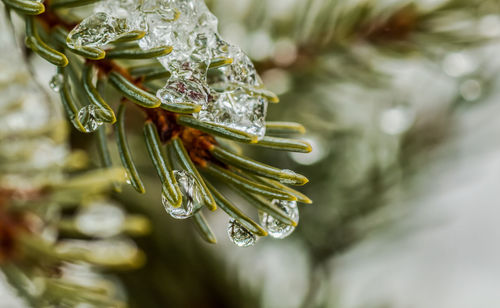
[1,0,312,247]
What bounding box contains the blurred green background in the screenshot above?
[3,0,500,307]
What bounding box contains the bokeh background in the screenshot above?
[2,0,500,307]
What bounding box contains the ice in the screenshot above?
[67,0,271,138]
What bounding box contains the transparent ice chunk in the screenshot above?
[227,219,256,247]
[76,105,105,132]
[68,0,270,138]
[195,87,268,138]
[162,170,203,219]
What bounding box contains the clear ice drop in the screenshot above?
[227,219,256,247]
[49,73,64,92]
[162,170,203,219]
[259,200,299,239]
[76,105,105,132]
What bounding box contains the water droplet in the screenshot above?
[49,73,63,92]
[259,200,299,239]
[76,203,125,237]
[162,170,203,219]
[76,105,104,132]
[227,219,256,247]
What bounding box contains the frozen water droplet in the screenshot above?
[194,87,268,139]
[77,105,104,132]
[156,75,209,106]
[49,73,63,92]
[227,219,256,247]
[259,200,299,239]
[162,170,203,219]
[67,12,132,49]
[76,203,125,237]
